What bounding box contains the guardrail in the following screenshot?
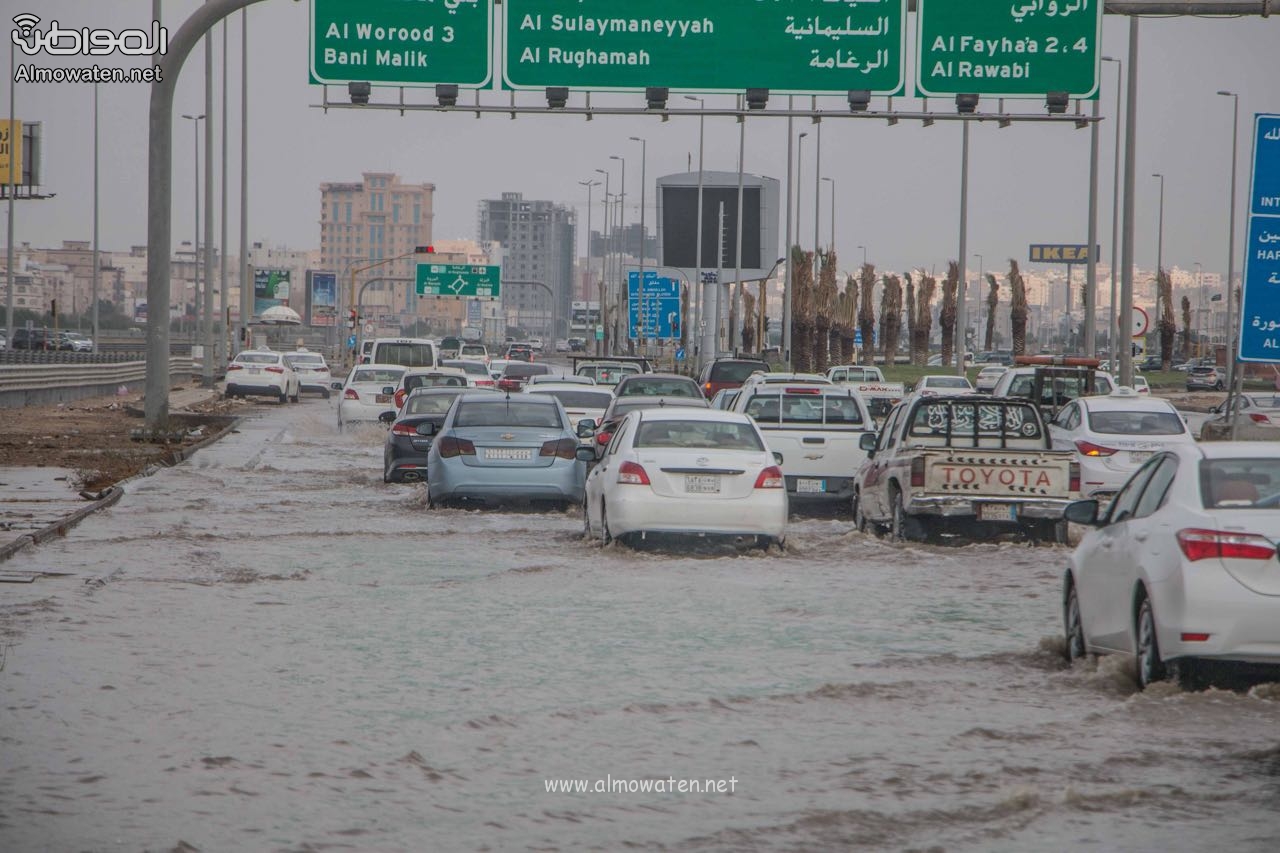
[0,357,195,408]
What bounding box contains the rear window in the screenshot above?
[371,342,435,368]
[404,373,467,391]
[635,419,764,451]
[613,398,708,417]
[531,390,613,409]
[709,361,768,383]
[443,360,488,377]
[460,345,486,356]
[236,353,280,365]
[910,400,1043,441]
[352,368,405,384]
[925,376,972,389]
[454,401,563,429]
[286,354,325,366]
[502,363,551,378]
[744,392,865,427]
[578,364,640,382]
[1087,409,1186,436]
[1200,459,1280,509]
[617,378,699,398]
[405,392,462,415]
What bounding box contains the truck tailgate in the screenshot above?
[923,450,1074,498]
[760,427,870,496]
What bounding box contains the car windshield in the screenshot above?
[502,363,550,378]
[578,364,639,383]
[710,362,767,383]
[237,353,280,365]
[744,393,865,426]
[634,419,764,451]
[1087,410,1185,435]
[405,373,467,391]
[352,368,405,384]
[909,400,1043,440]
[405,392,462,415]
[1200,459,1280,509]
[531,389,613,409]
[460,345,486,356]
[617,379,698,397]
[374,343,434,367]
[926,377,971,388]
[454,400,563,429]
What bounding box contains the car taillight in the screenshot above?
[1176,528,1277,562]
[910,456,925,488]
[498,379,521,391]
[703,382,713,397]
[617,460,650,485]
[394,389,407,408]
[1250,413,1272,424]
[391,423,418,436]
[265,366,284,374]
[344,388,359,400]
[476,380,495,387]
[540,437,578,460]
[1069,461,1080,493]
[435,436,476,458]
[596,431,612,446]
[1074,440,1118,457]
[754,465,785,489]
[226,363,242,371]
[785,387,820,394]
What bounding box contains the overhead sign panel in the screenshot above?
[503,0,906,94]
[416,264,502,300]
[1238,114,1280,362]
[310,0,492,87]
[916,0,1101,98]
[628,272,682,340]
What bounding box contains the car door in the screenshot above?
[1048,402,1081,451]
[1075,456,1162,652]
[587,414,633,530]
[862,406,903,522]
[1116,454,1180,652]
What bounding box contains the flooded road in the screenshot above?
[2,399,1278,851]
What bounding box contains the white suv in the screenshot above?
[225,349,301,403]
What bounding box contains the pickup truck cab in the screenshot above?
[826,364,904,420]
[989,358,1114,421]
[732,382,875,507]
[853,394,1079,543]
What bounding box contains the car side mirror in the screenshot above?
[859,432,878,452]
[382,386,395,395]
[331,381,344,390]
[1063,499,1101,526]
[575,446,596,462]
[772,451,784,466]
[416,422,435,436]
[378,410,396,424]
[576,419,596,438]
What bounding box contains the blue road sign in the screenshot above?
[1239,114,1280,362]
[346,334,357,349]
[675,347,686,362]
[627,271,682,340]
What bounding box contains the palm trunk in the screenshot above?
[905,273,918,366]
[1180,294,1192,362]
[858,264,876,364]
[1159,269,1175,369]
[983,273,999,352]
[939,262,958,366]
[1009,260,1028,357]
[880,274,902,366]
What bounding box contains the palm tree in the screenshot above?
[1180,294,1192,363]
[1158,269,1176,369]
[741,289,757,353]
[915,273,937,366]
[880,274,903,365]
[905,273,917,366]
[791,245,814,371]
[837,275,857,364]
[858,264,876,364]
[939,262,958,366]
[1009,260,1028,357]
[814,249,838,372]
[983,273,999,352]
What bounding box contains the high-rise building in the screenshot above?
[319,172,434,325]
[477,192,575,338]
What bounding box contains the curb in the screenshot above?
[0,415,241,567]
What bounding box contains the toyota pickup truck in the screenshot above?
[852,394,1079,543]
[825,364,905,420]
[733,382,875,508]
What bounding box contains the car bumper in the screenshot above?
[784,474,856,503]
[429,459,586,503]
[386,452,431,481]
[339,400,394,425]
[226,380,286,397]
[606,489,788,539]
[298,379,331,393]
[907,495,1072,520]
[1152,571,1280,666]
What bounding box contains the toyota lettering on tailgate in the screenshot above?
[932,464,1059,493]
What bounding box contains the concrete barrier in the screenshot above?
[0,358,194,408]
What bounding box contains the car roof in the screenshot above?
[606,395,711,412]
[406,385,471,397]
[526,383,612,393]
[403,366,466,376]
[632,407,755,425]
[1078,393,1178,412]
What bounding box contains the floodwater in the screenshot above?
[1,400,1278,851]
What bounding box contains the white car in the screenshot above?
[1063,442,1280,690]
[392,366,470,409]
[1131,375,1150,395]
[973,365,1008,392]
[224,349,301,403]
[1048,389,1196,499]
[487,359,512,382]
[442,359,496,389]
[582,407,787,548]
[284,349,332,399]
[458,343,488,363]
[526,384,615,432]
[337,363,406,430]
[528,373,595,386]
[914,374,975,396]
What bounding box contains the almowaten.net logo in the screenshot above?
[11,14,167,83]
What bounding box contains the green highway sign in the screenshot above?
[503,0,906,95]
[310,0,492,87]
[916,0,1101,99]
[416,264,502,300]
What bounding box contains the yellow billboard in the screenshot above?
[0,120,22,186]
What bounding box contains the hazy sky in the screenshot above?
[4,1,1278,283]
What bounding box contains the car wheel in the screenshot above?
[1136,595,1167,689]
[854,491,875,535]
[278,391,287,404]
[891,487,925,542]
[322,389,331,400]
[1064,581,1087,663]
[581,500,592,539]
[290,391,300,403]
[601,502,614,545]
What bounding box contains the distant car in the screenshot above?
[393,366,470,409]
[459,343,488,363]
[337,363,406,431]
[554,339,571,353]
[442,359,496,389]
[575,361,641,388]
[525,384,615,432]
[974,365,1008,393]
[1198,392,1280,440]
[927,352,974,367]
[1047,388,1196,499]
[382,386,475,483]
[439,336,462,359]
[697,358,770,400]
[58,331,94,352]
[284,349,332,399]
[611,373,703,399]
[1186,365,1226,391]
[1131,375,1151,395]
[1063,442,1280,690]
[497,361,553,392]
[582,407,787,548]
[590,394,712,459]
[10,327,57,350]
[709,389,741,411]
[567,336,588,353]
[487,359,512,381]
[425,392,586,509]
[505,342,534,362]
[914,374,976,396]
[1139,354,1164,372]
[224,349,301,403]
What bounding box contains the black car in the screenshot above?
[381,387,474,483]
[10,327,58,350]
[697,357,769,399]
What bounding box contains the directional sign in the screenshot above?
[503,0,906,95]
[416,264,502,300]
[1239,114,1280,362]
[628,271,682,340]
[916,0,1101,98]
[310,0,492,87]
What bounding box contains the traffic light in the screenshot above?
[348,308,357,329]
[50,298,57,317]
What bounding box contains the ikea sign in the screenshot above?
[1029,244,1100,263]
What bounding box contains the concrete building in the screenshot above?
[477,192,575,339]
[319,172,435,330]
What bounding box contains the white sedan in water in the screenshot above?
[1063,442,1280,690]
[582,408,787,548]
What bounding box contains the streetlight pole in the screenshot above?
[684,95,706,371]
[202,13,215,388]
[91,82,100,353]
[732,99,746,353]
[1193,261,1202,359]
[789,129,808,365]
[182,113,205,341]
[629,136,647,350]
[857,245,867,268]
[1218,90,1241,438]
[1152,172,1165,362]
[1085,72,1101,359]
[610,154,626,349]
[594,167,611,355]
[1103,56,1122,357]
[823,176,835,252]
[578,178,599,354]
[813,119,822,273]
[956,119,971,376]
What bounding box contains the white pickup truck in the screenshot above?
[852,394,1080,543]
[825,364,905,420]
[732,382,875,508]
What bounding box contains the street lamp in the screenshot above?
[1193,261,1203,359]
[1152,172,1165,359]
[578,178,600,353]
[796,132,809,254]
[856,245,867,268]
[822,176,835,252]
[594,168,612,355]
[181,113,205,338]
[609,154,626,333]
[1218,89,1241,437]
[629,136,647,347]
[1102,56,1122,355]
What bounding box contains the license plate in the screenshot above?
[685,475,721,494]
[978,503,1017,522]
[1128,450,1154,463]
[796,478,826,493]
[375,394,391,403]
[247,367,260,375]
[485,448,533,461]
